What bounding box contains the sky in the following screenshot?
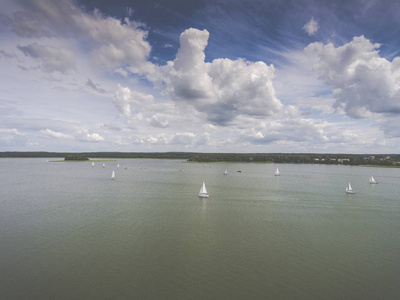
[1,0,400,153]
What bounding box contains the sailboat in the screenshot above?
[117,163,120,168]
[346,182,355,194]
[102,163,105,168]
[369,176,378,184]
[274,168,280,176]
[111,170,115,180]
[91,162,94,167]
[223,169,228,175]
[198,182,209,198]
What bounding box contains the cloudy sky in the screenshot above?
[1,0,400,153]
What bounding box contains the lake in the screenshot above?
[0,158,399,299]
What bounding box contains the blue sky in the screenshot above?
[1,0,400,153]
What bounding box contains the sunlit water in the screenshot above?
[1,158,399,299]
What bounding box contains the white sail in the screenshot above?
[199,182,209,198]
[224,169,228,175]
[92,162,94,167]
[117,163,120,168]
[369,176,378,184]
[200,182,207,194]
[274,168,280,176]
[346,182,355,194]
[103,163,105,168]
[111,170,115,180]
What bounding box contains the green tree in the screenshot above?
[64,154,89,161]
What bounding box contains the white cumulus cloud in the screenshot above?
[40,129,72,139]
[0,128,26,147]
[158,29,214,102]
[133,132,210,148]
[112,84,133,117]
[152,28,282,125]
[76,130,104,142]
[112,84,155,118]
[305,35,400,119]
[303,17,319,36]
[0,128,24,135]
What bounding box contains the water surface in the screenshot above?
[1,159,399,299]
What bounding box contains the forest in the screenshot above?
[1,151,399,167]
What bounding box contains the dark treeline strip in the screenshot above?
[186,153,400,166]
[0,151,192,159]
[64,153,89,161]
[0,152,399,166]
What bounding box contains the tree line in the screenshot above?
[0,151,399,166]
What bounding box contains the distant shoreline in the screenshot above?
[1,151,399,167]
[359,164,400,168]
[49,159,117,162]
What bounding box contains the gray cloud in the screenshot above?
[86,78,106,94]
[379,116,400,138]
[17,43,75,73]
[0,13,12,32]
[11,0,75,38]
[0,49,16,59]
[102,123,122,131]
[9,0,151,73]
[149,114,169,128]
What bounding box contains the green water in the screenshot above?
[0,158,399,299]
